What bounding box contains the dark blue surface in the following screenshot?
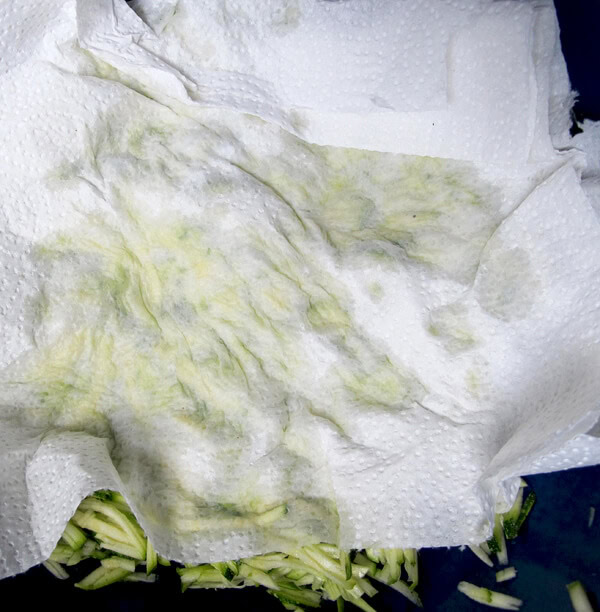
[554,0,600,122]
[1,1,599,610]
[417,466,600,611]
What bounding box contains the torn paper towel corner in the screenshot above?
[1,0,600,578]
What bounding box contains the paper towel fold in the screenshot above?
[77,0,461,138]
[78,0,569,164]
[92,0,466,113]
[1,0,599,580]
[0,427,121,577]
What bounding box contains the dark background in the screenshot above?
[554,0,600,122]
[1,1,599,610]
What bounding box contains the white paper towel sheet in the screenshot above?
[76,0,570,163]
[1,0,599,579]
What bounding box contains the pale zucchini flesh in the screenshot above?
[567,581,594,612]
[457,581,522,610]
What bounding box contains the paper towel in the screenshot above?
[1,0,600,580]
[79,0,569,164]
[297,0,575,163]
[90,0,481,114]
[76,0,465,137]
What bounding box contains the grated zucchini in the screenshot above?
[566,581,594,612]
[457,581,522,610]
[42,486,543,611]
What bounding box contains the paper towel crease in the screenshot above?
[1,0,600,579]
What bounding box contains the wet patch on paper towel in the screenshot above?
[0,110,502,541]
[428,303,477,353]
[475,245,539,322]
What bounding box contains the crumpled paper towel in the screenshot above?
[1,0,600,579]
[79,0,573,164]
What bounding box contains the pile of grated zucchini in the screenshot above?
[42,482,590,611]
[43,490,420,611]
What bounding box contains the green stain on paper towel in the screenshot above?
[476,245,539,321]
[235,133,501,283]
[368,282,384,301]
[3,111,502,537]
[20,202,415,424]
[427,304,476,353]
[12,110,502,435]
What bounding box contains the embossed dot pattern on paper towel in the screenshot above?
[128,0,458,114]
[1,0,600,581]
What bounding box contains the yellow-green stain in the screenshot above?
[4,112,502,537]
[368,282,384,301]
